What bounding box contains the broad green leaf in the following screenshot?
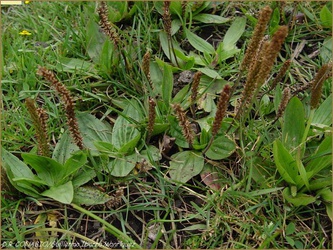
[171,19,182,35]
[162,63,173,108]
[320,37,332,63]
[13,177,47,188]
[312,94,332,128]
[21,153,64,187]
[1,148,43,197]
[308,177,332,191]
[296,157,309,190]
[94,141,120,157]
[169,1,182,16]
[99,39,118,75]
[205,136,236,160]
[223,17,246,50]
[273,140,298,185]
[140,145,162,162]
[286,236,295,247]
[193,14,229,24]
[108,153,138,177]
[63,151,87,180]
[320,5,332,28]
[282,97,305,154]
[169,151,204,183]
[72,167,96,188]
[172,84,190,105]
[14,179,44,196]
[148,61,162,95]
[55,57,96,74]
[197,93,215,112]
[185,28,215,54]
[2,148,37,180]
[118,133,141,153]
[269,8,280,33]
[316,187,332,203]
[53,131,80,165]
[188,51,206,66]
[159,31,185,66]
[216,42,240,62]
[107,1,128,23]
[111,100,142,153]
[72,186,111,206]
[151,123,169,136]
[282,187,316,206]
[41,181,74,204]
[77,112,113,155]
[86,19,106,62]
[285,222,296,235]
[306,135,332,178]
[168,115,190,148]
[195,67,222,79]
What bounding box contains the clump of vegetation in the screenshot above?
[2,1,332,249]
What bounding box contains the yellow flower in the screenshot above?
[19,30,32,36]
[25,1,30,4]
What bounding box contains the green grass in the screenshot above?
[1,1,332,249]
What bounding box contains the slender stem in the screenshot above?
[71,203,141,249]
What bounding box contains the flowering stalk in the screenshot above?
[163,1,179,67]
[146,98,156,143]
[97,1,120,46]
[203,85,231,154]
[142,50,154,91]
[310,63,331,109]
[25,98,50,156]
[229,6,272,104]
[163,1,172,39]
[272,87,291,124]
[256,26,289,88]
[260,59,291,98]
[190,71,202,117]
[240,5,272,71]
[173,104,194,147]
[235,26,288,120]
[37,66,84,150]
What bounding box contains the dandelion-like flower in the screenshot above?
[19,30,32,36]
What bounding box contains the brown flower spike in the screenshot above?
[241,5,272,71]
[273,87,291,124]
[190,71,202,116]
[212,85,231,137]
[173,104,194,146]
[203,85,231,154]
[266,59,291,95]
[146,98,156,143]
[97,1,120,46]
[256,26,289,88]
[163,1,172,38]
[142,50,154,90]
[310,63,331,109]
[37,66,84,150]
[25,98,50,156]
